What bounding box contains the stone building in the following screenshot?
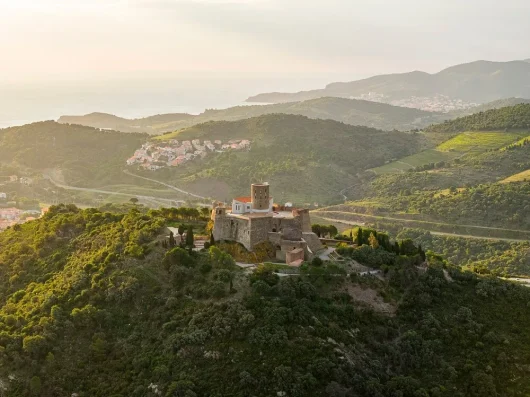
[211,183,323,264]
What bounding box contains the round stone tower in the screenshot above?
[251,183,270,212]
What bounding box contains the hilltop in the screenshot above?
[247,60,530,105]
[2,204,530,396]
[143,114,429,204]
[0,121,147,187]
[451,97,530,117]
[58,112,194,134]
[59,97,443,134]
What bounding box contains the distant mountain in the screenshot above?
[58,112,193,134]
[247,60,530,105]
[58,97,444,134]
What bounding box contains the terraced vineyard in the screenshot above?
[437,131,527,152]
[370,131,528,174]
[370,149,460,174]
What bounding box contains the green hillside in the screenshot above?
[146,114,429,204]
[2,205,530,396]
[451,97,530,117]
[370,130,527,175]
[501,169,530,183]
[0,121,147,187]
[59,97,443,134]
[426,104,530,133]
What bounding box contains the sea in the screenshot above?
[0,75,345,128]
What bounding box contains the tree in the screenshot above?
[328,225,338,238]
[178,224,185,238]
[311,257,323,266]
[185,226,194,248]
[312,224,322,237]
[418,244,426,262]
[129,197,139,205]
[209,232,215,247]
[368,232,379,249]
[200,207,210,218]
[356,227,363,246]
[218,269,235,292]
[169,231,176,248]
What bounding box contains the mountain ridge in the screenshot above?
[247,60,530,105]
[58,97,444,134]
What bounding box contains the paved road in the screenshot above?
[314,215,530,243]
[44,174,181,205]
[123,170,210,201]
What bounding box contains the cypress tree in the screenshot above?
[169,231,176,248]
[186,226,194,248]
[356,227,363,246]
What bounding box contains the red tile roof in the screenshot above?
[233,196,252,203]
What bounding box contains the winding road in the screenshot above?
[313,214,530,243]
[122,170,210,200]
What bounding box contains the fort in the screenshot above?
[211,183,323,265]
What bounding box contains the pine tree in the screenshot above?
[210,232,215,247]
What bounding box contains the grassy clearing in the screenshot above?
[437,131,526,152]
[370,149,459,174]
[500,169,530,183]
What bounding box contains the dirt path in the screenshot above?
[314,215,530,243]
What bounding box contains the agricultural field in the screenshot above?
[369,149,460,174]
[370,131,527,174]
[500,169,530,183]
[437,131,527,152]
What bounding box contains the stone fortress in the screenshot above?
[211,183,323,265]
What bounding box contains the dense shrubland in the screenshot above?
[2,206,530,395]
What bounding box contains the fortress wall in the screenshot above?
[293,209,312,233]
[213,216,252,250]
[249,216,274,248]
[302,232,324,253]
[268,232,282,247]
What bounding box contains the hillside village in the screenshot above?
[0,175,45,230]
[126,138,251,170]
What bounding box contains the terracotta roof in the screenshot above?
[233,196,252,203]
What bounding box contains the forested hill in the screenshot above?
[0,121,146,186]
[2,204,530,396]
[59,97,442,134]
[153,114,429,203]
[247,59,530,104]
[454,97,530,116]
[426,104,530,133]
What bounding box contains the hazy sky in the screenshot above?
[1,0,529,84]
